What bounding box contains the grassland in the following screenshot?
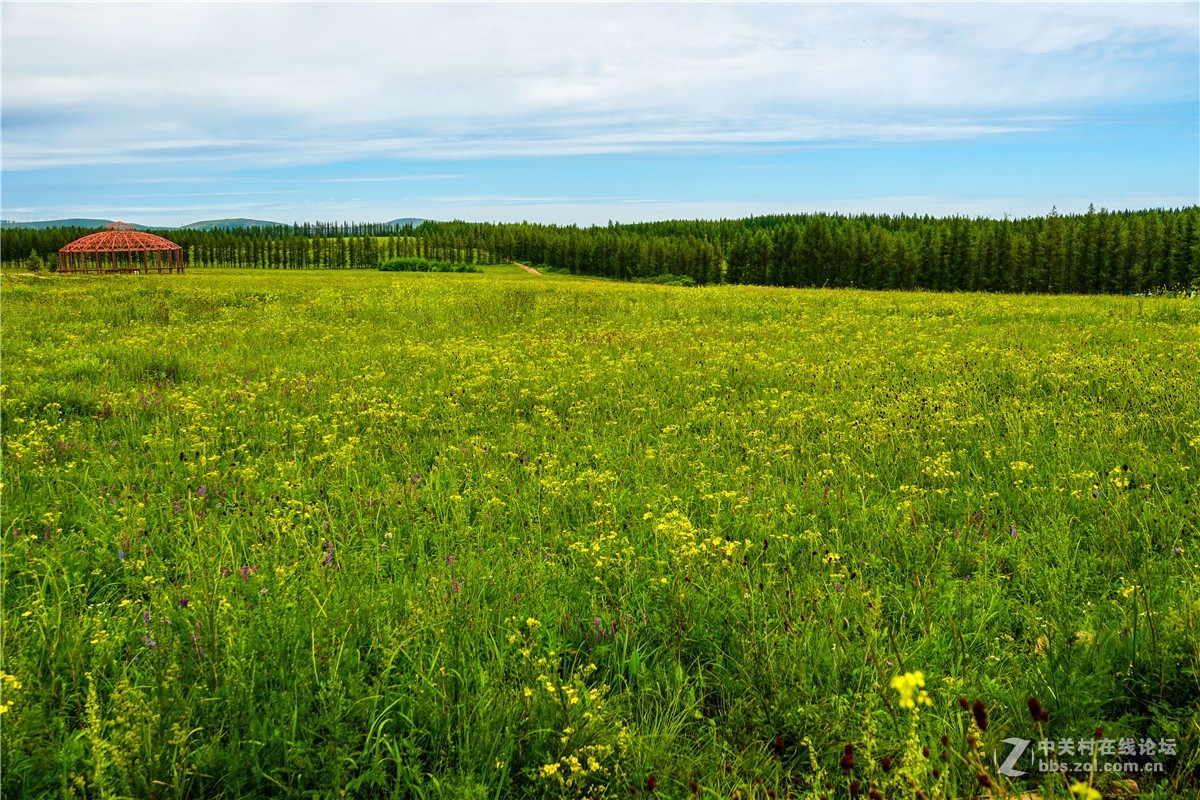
[1,267,1198,799]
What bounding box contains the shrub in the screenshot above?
[25,249,44,273]
[632,273,696,287]
[379,257,481,273]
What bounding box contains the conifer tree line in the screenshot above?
[453,207,1200,293]
[1,223,478,272]
[3,207,1196,294]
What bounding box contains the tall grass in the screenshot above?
[2,268,1197,799]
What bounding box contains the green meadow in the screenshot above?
[1,266,1197,799]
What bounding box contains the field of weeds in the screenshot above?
[2,267,1198,799]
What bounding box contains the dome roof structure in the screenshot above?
[58,222,185,274]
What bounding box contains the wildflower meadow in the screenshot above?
[2,265,1197,798]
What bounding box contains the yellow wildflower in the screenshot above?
[891,670,932,709]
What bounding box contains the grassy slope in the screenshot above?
[1,267,1197,799]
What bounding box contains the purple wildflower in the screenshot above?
[180,596,190,608]
[117,547,126,561]
[141,636,157,649]
[240,564,251,581]
[196,485,207,497]
[448,554,456,568]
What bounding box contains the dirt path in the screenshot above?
[510,260,540,275]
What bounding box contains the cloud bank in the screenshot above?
[2,2,1196,224]
[3,2,1195,170]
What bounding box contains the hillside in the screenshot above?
[2,217,428,231]
[0,218,144,230]
[176,218,284,231]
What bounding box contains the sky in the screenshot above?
[1,2,1197,227]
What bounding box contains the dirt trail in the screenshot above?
[510,260,540,275]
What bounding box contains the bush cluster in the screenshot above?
[378,256,481,273]
[631,273,696,286]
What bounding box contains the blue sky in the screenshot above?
[2,2,1197,226]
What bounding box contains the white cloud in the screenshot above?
[3,2,1195,170]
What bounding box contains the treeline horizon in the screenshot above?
[3,206,1197,294]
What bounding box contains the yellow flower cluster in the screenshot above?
[890,670,932,709]
[0,671,22,714]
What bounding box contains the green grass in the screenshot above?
[2,268,1198,799]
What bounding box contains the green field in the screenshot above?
[2,268,1198,799]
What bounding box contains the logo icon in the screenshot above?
[998,737,1032,777]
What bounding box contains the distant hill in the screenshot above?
[177,218,284,231]
[2,216,433,231]
[0,218,151,230]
